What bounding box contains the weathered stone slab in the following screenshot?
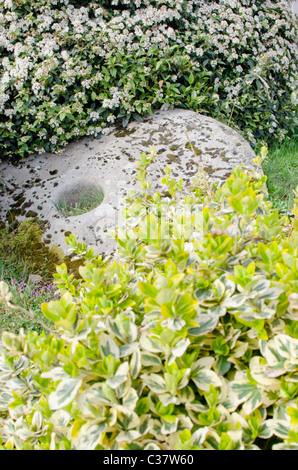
[0,109,256,256]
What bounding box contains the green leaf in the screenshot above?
[189,73,195,85]
[41,292,75,324]
[135,397,150,416]
[156,288,175,305]
[138,282,158,298]
[218,433,234,450]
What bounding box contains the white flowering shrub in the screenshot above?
[0,0,297,157]
[0,147,298,450]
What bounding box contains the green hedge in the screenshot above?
[0,0,297,158]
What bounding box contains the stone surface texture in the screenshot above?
[0,109,256,255]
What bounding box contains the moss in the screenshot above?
[115,127,137,137]
[0,219,65,279]
[166,154,180,162]
[170,144,179,151]
[185,142,202,155]
[25,210,38,218]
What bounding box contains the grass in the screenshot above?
[0,258,56,336]
[262,137,298,213]
[0,221,62,336]
[54,186,104,217]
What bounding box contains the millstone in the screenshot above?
[0,109,256,256]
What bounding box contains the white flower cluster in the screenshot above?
[0,0,296,156]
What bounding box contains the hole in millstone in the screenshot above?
[54,181,104,217]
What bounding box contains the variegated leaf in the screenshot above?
[177,416,193,436]
[168,338,190,364]
[257,286,284,300]
[107,374,127,389]
[177,385,195,404]
[116,408,140,431]
[141,351,162,368]
[288,292,298,320]
[213,279,226,300]
[99,333,120,359]
[108,313,138,343]
[106,362,129,389]
[48,377,82,410]
[140,333,165,354]
[159,393,180,406]
[31,411,43,432]
[192,426,209,447]
[242,388,262,415]
[122,388,139,410]
[138,414,151,436]
[116,430,141,443]
[192,356,215,374]
[194,289,213,303]
[226,379,263,415]
[15,427,31,441]
[192,370,222,392]
[261,334,298,377]
[252,279,271,293]
[0,391,13,410]
[150,418,162,439]
[84,382,118,406]
[258,420,274,439]
[130,348,141,379]
[207,304,226,317]
[192,357,222,391]
[76,423,107,450]
[50,410,71,428]
[161,317,186,330]
[189,314,218,336]
[220,275,236,296]
[115,378,132,401]
[141,373,167,394]
[119,342,139,357]
[143,443,161,450]
[273,442,298,450]
[161,416,178,435]
[267,418,291,439]
[226,429,245,450]
[41,367,69,381]
[223,294,247,309]
[249,356,281,388]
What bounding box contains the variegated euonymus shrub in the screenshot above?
[0,147,298,450]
